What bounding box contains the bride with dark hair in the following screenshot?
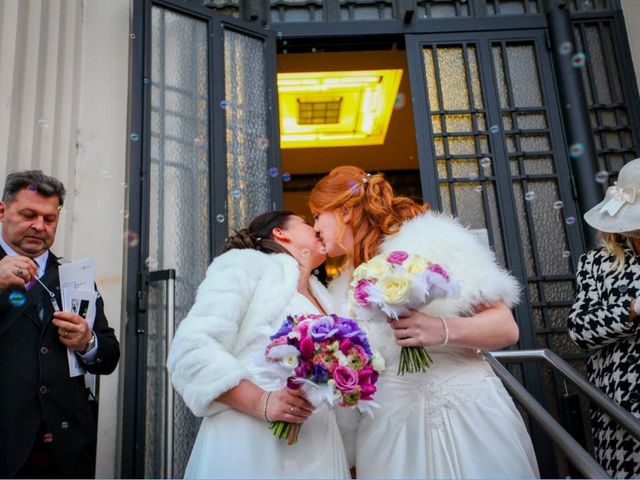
[168,211,350,479]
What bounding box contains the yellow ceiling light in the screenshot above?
[277,69,403,148]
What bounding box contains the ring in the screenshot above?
[16,267,23,277]
[289,406,294,413]
[63,330,69,337]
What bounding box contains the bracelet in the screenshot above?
[262,391,273,423]
[439,316,449,347]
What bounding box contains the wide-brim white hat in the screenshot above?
[584,158,640,233]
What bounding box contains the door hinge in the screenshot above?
[138,288,148,313]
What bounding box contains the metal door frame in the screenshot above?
[122,0,280,476]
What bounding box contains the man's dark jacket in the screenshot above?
[0,246,120,477]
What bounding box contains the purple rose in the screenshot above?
[428,263,450,282]
[387,250,409,265]
[335,316,361,338]
[354,279,373,307]
[270,316,294,340]
[333,366,359,392]
[309,316,338,340]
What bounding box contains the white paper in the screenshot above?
[59,258,95,307]
[59,258,97,377]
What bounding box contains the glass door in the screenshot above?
[406,29,586,475]
[122,0,280,477]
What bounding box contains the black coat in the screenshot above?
[0,247,120,478]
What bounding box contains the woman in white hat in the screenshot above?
[568,159,640,479]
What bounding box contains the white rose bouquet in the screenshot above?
[349,250,459,375]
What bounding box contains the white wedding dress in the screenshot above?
[355,323,539,478]
[183,293,351,479]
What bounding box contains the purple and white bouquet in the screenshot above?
[349,250,459,375]
[260,313,384,444]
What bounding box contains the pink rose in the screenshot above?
[360,383,377,400]
[354,279,373,307]
[358,365,379,385]
[387,250,409,265]
[300,337,315,359]
[297,320,311,338]
[428,263,450,282]
[333,366,359,392]
[339,338,351,354]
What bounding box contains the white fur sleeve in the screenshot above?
[434,216,521,313]
[167,255,255,417]
[386,213,521,315]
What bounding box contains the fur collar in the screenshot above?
[329,211,520,317]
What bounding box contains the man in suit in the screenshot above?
[0,170,120,478]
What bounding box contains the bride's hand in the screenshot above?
[265,387,315,424]
[388,310,446,347]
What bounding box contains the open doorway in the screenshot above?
[276,41,422,227]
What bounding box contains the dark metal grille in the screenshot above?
[490,40,581,360]
[340,0,393,20]
[297,98,342,124]
[572,18,639,180]
[201,0,239,16]
[416,0,471,17]
[270,0,324,22]
[423,43,507,264]
[568,0,620,12]
[195,0,622,21]
[486,0,540,15]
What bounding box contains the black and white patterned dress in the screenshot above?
[568,246,640,479]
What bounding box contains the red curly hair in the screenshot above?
[309,166,429,267]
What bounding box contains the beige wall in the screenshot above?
[622,0,640,92]
[0,0,130,477]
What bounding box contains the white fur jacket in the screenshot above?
[330,211,520,318]
[166,249,334,418]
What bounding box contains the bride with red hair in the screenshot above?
[310,166,538,479]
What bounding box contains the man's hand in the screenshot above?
[52,311,93,352]
[0,255,38,291]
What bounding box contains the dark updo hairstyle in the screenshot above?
[222,210,296,255]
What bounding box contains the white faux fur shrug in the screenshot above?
[330,211,521,317]
[167,249,334,418]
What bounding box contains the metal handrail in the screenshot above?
[148,269,176,479]
[489,349,640,442]
[484,353,608,479]
[485,348,640,479]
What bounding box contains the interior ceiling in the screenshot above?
[277,48,419,176]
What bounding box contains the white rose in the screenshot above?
[371,352,386,372]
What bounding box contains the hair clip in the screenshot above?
[362,173,372,184]
[255,237,262,242]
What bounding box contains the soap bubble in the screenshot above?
[569,143,584,158]
[558,41,573,56]
[595,170,609,184]
[124,231,139,247]
[571,52,587,69]
[9,291,27,307]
